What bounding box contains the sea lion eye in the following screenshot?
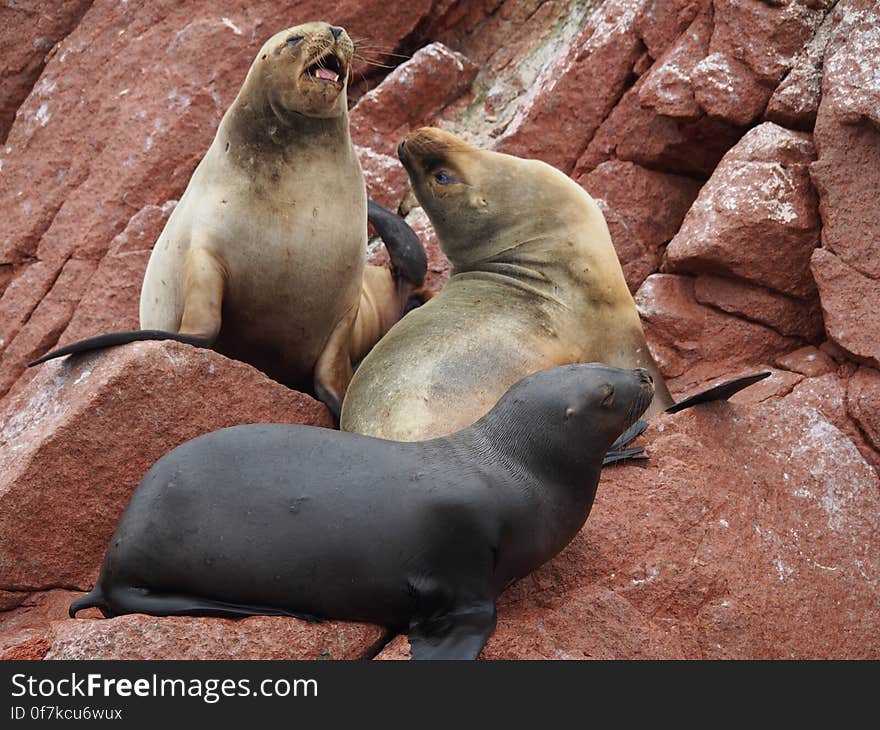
[287,35,303,46]
[434,171,454,185]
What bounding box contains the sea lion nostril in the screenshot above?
[330,26,343,39]
[636,368,653,384]
[397,139,406,160]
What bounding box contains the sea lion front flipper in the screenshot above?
[601,420,649,466]
[408,600,497,660]
[602,446,647,466]
[609,419,648,450]
[314,305,358,420]
[666,371,772,414]
[177,246,226,341]
[367,199,427,286]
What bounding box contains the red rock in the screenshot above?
[57,202,177,347]
[45,615,385,660]
[574,77,744,178]
[578,160,701,291]
[494,0,647,172]
[847,367,880,464]
[357,146,411,212]
[380,400,880,659]
[775,345,836,378]
[782,372,880,472]
[686,0,829,125]
[0,636,49,661]
[0,590,83,660]
[666,123,820,299]
[708,0,827,84]
[692,275,823,341]
[350,43,478,159]
[634,0,708,60]
[0,262,61,361]
[810,248,880,369]
[819,0,880,128]
[0,0,92,142]
[0,341,331,591]
[0,258,97,399]
[810,2,880,280]
[691,52,773,125]
[635,274,797,394]
[636,9,711,119]
[764,10,835,130]
[415,0,581,145]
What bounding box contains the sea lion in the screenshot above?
[340,127,671,442]
[69,363,654,660]
[341,128,768,444]
[29,22,426,418]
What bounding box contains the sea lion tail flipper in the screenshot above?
[28,330,214,367]
[69,587,111,619]
[89,586,314,620]
[314,306,358,422]
[367,199,427,286]
[408,600,497,660]
[665,371,772,414]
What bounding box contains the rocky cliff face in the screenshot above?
[0,0,877,659]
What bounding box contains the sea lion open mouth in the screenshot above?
[305,52,345,84]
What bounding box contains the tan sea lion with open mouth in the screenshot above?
[30,22,426,418]
[341,128,766,445]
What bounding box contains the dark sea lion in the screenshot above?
[29,22,426,418]
[69,363,654,660]
[341,127,767,444]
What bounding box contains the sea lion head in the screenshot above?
[483,364,654,474]
[397,127,588,267]
[253,21,354,119]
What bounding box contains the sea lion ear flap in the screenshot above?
[408,600,497,660]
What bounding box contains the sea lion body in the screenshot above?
[70,364,654,659]
[342,128,671,440]
[31,23,426,415]
[140,110,365,385]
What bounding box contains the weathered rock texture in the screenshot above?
[0,341,331,591]
[1,0,878,660]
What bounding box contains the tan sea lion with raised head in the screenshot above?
[30,22,426,417]
[341,127,674,440]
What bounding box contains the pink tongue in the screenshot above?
[315,68,338,81]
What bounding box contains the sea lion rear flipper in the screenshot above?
[90,586,318,621]
[314,306,358,420]
[29,330,214,367]
[367,199,427,286]
[666,371,772,414]
[408,600,497,660]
